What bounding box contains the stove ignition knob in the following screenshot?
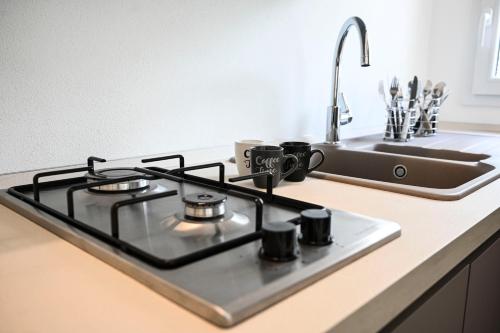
[259,222,298,262]
[298,209,333,246]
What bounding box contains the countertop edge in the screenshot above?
[330,208,500,333]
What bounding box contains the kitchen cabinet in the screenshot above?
[390,265,469,333]
[463,236,500,333]
[386,232,500,333]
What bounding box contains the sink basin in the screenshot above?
[361,144,490,162]
[311,139,500,200]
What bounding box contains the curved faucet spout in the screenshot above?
[326,16,370,144]
[335,17,370,68]
[332,16,370,110]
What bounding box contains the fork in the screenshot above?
[389,77,399,107]
[389,77,400,138]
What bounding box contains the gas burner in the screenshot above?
[163,211,250,237]
[159,192,249,237]
[182,192,227,219]
[85,168,150,193]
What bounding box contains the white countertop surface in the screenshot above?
[1,133,499,333]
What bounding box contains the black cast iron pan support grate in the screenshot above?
[141,154,185,176]
[8,154,323,269]
[12,155,267,268]
[228,172,274,202]
[34,156,107,202]
[163,162,226,188]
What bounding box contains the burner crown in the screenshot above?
[183,192,227,219]
[85,168,150,193]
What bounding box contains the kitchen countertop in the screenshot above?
[1,132,500,333]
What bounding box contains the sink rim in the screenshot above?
[358,143,492,162]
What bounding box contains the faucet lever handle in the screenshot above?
[325,93,353,143]
[338,93,352,125]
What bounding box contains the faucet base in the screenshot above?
[322,141,346,147]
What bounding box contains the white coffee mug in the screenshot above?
[234,140,265,176]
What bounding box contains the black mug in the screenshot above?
[280,142,325,182]
[250,146,298,188]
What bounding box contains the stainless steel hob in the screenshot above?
[0,155,401,327]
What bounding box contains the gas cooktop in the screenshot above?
[0,155,401,327]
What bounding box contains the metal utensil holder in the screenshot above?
[414,98,441,137]
[384,99,417,142]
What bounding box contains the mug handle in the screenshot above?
[307,149,325,173]
[281,154,299,180]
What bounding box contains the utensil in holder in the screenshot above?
[413,98,441,137]
[384,99,417,142]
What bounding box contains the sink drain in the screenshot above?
[393,164,408,179]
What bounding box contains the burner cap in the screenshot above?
[183,192,227,219]
[85,168,150,193]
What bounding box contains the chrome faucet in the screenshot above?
[326,16,370,144]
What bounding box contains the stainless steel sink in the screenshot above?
[311,133,500,200]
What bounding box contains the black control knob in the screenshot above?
[259,222,298,262]
[298,209,333,246]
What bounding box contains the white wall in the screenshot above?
[0,0,432,173]
[428,0,500,125]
